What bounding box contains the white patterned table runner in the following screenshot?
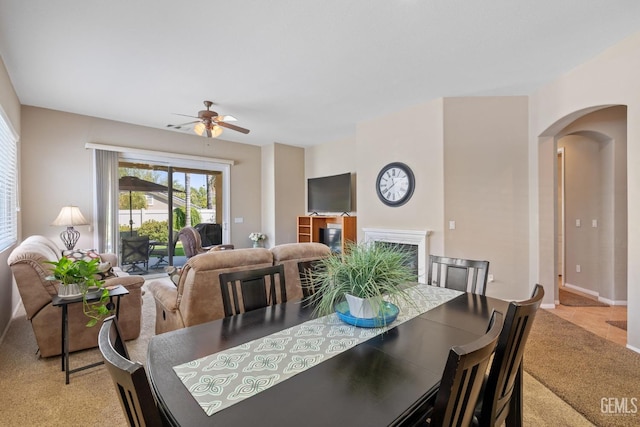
[173,284,462,416]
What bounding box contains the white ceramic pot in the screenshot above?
[345,294,383,319]
[58,283,82,299]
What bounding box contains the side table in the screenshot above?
[51,285,129,384]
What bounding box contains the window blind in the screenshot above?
[0,111,18,252]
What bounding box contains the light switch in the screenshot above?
[449,221,456,230]
[575,219,581,227]
[234,217,244,223]
[592,219,598,228]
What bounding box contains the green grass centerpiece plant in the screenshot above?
[46,257,111,327]
[308,241,417,320]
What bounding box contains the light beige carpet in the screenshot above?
[0,288,594,426]
[559,288,609,307]
[525,309,640,426]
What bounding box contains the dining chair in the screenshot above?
[297,259,324,298]
[121,235,150,273]
[426,310,504,427]
[98,315,166,427]
[218,264,287,317]
[427,254,490,295]
[476,284,545,427]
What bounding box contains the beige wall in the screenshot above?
[273,143,305,244]
[443,97,529,299]
[262,143,305,246]
[311,97,530,301]
[357,98,446,256]
[530,31,640,350]
[20,106,263,251]
[557,106,627,302]
[0,56,21,336]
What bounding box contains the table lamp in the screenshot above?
[51,206,90,250]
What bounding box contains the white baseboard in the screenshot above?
[0,299,24,348]
[563,283,598,297]
[563,283,627,305]
[626,343,640,354]
[541,303,556,309]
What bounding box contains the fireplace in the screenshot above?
[363,228,431,282]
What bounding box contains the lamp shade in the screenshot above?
[51,206,90,227]
[194,122,223,138]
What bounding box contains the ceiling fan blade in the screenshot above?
[217,121,250,134]
[173,113,199,119]
[167,120,199,129]
[216,115,237,122]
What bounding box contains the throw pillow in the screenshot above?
[62,249,116,280]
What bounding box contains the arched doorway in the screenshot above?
[538,105,628,337]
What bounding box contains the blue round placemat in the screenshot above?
[334,301,399,328]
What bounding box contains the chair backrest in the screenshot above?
[427,255,490,295]
[477,284,544,427]
[99,315,164,427]
[297,259,324,299]
[429,310,504,427]
[178,226,204,258]
[218,264,287,317]
[121,236,150,264]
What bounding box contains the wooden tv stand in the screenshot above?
[297,215,357,253]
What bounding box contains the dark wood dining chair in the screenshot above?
[98,315,166,427]
[297,259,324,298]
[427,254,490,295]
[218,264,287,317]
[476,284,545,427]
[426,310,504,427]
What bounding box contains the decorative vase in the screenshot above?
[345,294,383,319]
[58,283,82,299]
[252,241,263,248]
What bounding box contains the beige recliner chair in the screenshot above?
[8,235,145,357]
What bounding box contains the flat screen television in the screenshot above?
[307,172,352,214]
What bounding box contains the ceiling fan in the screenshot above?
[167,100,250,138]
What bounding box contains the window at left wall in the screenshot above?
[0,110,18,252]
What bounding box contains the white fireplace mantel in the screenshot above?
[362,228,431,282]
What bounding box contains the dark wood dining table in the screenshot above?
[147,289,510,426]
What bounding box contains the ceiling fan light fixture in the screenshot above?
[193,122,204,136]
[211,125,223,137]
[193,122,223,138]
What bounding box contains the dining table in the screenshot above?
[147,284,511,426]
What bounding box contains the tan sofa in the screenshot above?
[7,235,145,357]
[148,242,331,334]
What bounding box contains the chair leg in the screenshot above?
[505,363,523,427]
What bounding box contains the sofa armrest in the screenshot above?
[147,278,179,311]
[104,274,144,291]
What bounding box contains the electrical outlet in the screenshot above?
[449,220,456,230]
[488,274,494,283]
[576,264,581,273]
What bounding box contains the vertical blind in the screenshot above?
[0,110,18,252]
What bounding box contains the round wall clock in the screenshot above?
[376,162,415,207]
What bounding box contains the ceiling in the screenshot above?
[1,1,640,148]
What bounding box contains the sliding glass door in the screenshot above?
[117,160,225,273]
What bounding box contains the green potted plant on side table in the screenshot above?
[308,241,417,326]
[46,257,111,327]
